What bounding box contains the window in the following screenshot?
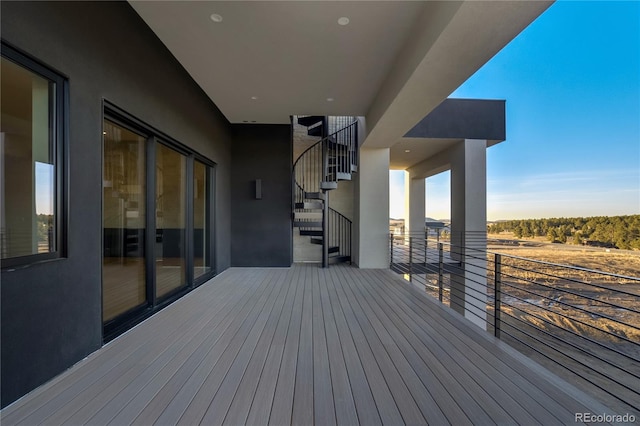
[0,43,66,267]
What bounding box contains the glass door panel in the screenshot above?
[102,120,147,321]
[193,161,211,280]
[155,143,186,297]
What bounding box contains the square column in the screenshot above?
[403,171,426,236]
[354,147,390,268]
[450,139,488,329]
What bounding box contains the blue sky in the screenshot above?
[390,1,640,221]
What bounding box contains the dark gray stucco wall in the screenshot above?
[405,98,506,142]
[1,1,232,407]
[231,125,292,267]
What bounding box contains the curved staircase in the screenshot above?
[293,116,358,267]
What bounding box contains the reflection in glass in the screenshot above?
[155,144,186,297]
[194,161,211,279]
[0,57,55,258]
[102,120,147,321]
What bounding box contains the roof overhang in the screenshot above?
[128,1,551,166]
[391,98,506,170]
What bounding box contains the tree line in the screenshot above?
[487,215,640,250]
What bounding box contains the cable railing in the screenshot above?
[390,231,640,412]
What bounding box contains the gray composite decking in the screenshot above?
[1,264,611,425]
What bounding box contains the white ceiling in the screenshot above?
[129,1,426,124]
[129,1,551,167]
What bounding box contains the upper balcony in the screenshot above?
[1,264,618,425]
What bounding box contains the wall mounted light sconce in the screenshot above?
[255,179,262,199]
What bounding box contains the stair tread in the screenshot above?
[320,181,338,190]
[294,212,323,220]
[295,201,324,210]
[308,126,323,137]
[294,220,323,228]
[304,192,325,200]
[300,230,323,236]
[297,116,324,127]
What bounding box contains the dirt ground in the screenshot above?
[487,232,640,279]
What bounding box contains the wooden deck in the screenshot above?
[2,264,611,425]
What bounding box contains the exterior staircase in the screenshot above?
[293,116,358,267]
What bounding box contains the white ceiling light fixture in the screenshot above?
[337,17,350,26]
[251,96,258,100]
[210,13,223,23]
[404,149,411,153]
[326,97,334,102]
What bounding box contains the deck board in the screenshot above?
[1,265,613,426]
[365,269,603,417]
[362,270,564,422]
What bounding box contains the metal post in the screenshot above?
[322,191,329,268]
[408,236,413,282]
[424,232,427,265]
[438,243,444,302]
[389,234,393,267]
[494,253,502,338]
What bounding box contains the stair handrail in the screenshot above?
[328,207,352,260]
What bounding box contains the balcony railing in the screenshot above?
[390,232,640,412]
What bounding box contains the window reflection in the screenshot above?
[194,161,211,279]
[0,57,55,259]
[102,120,147,321]
[155,143,186,297]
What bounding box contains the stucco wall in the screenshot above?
[0,1,232,407]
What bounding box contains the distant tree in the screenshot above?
[558,231,567,243]
[573,232,582,245]
[487,215,639,249]
[513,225,523,238]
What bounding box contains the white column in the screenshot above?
[403,171,425,235]
[450,139,488,329]
[355,147,390,268]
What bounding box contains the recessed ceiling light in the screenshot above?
[103,131,107,135]
[405,149,411,153]
[338,17,350,26]
[250,121,257,123]
[210,13,223,23]
[326,97,334,102]
[251,96,258,100]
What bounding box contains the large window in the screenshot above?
[0,44,65,266]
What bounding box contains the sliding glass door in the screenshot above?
[155,143,187,298]
[102,111,215,337]
[193,160,211,280]
[102,120,148,321]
